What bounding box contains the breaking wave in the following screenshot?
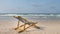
[0,13,60,16]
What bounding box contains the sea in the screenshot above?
[0,13,60,20]
[0,13,60,16]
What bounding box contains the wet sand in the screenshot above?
[0,16,60,34]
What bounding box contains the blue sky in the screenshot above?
[0,0,60,13]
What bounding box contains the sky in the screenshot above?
[0,0,60,13]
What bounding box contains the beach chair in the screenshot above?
[13,16,40,33]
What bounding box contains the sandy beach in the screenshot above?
[0,16,60,34]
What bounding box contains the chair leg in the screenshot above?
[18,22,26,33]
[24,22,26,30]
[14,20,20,30]
[18,20,20,28]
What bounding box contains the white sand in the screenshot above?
[0,16,60,34]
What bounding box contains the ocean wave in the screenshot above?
[0,14,60,17]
